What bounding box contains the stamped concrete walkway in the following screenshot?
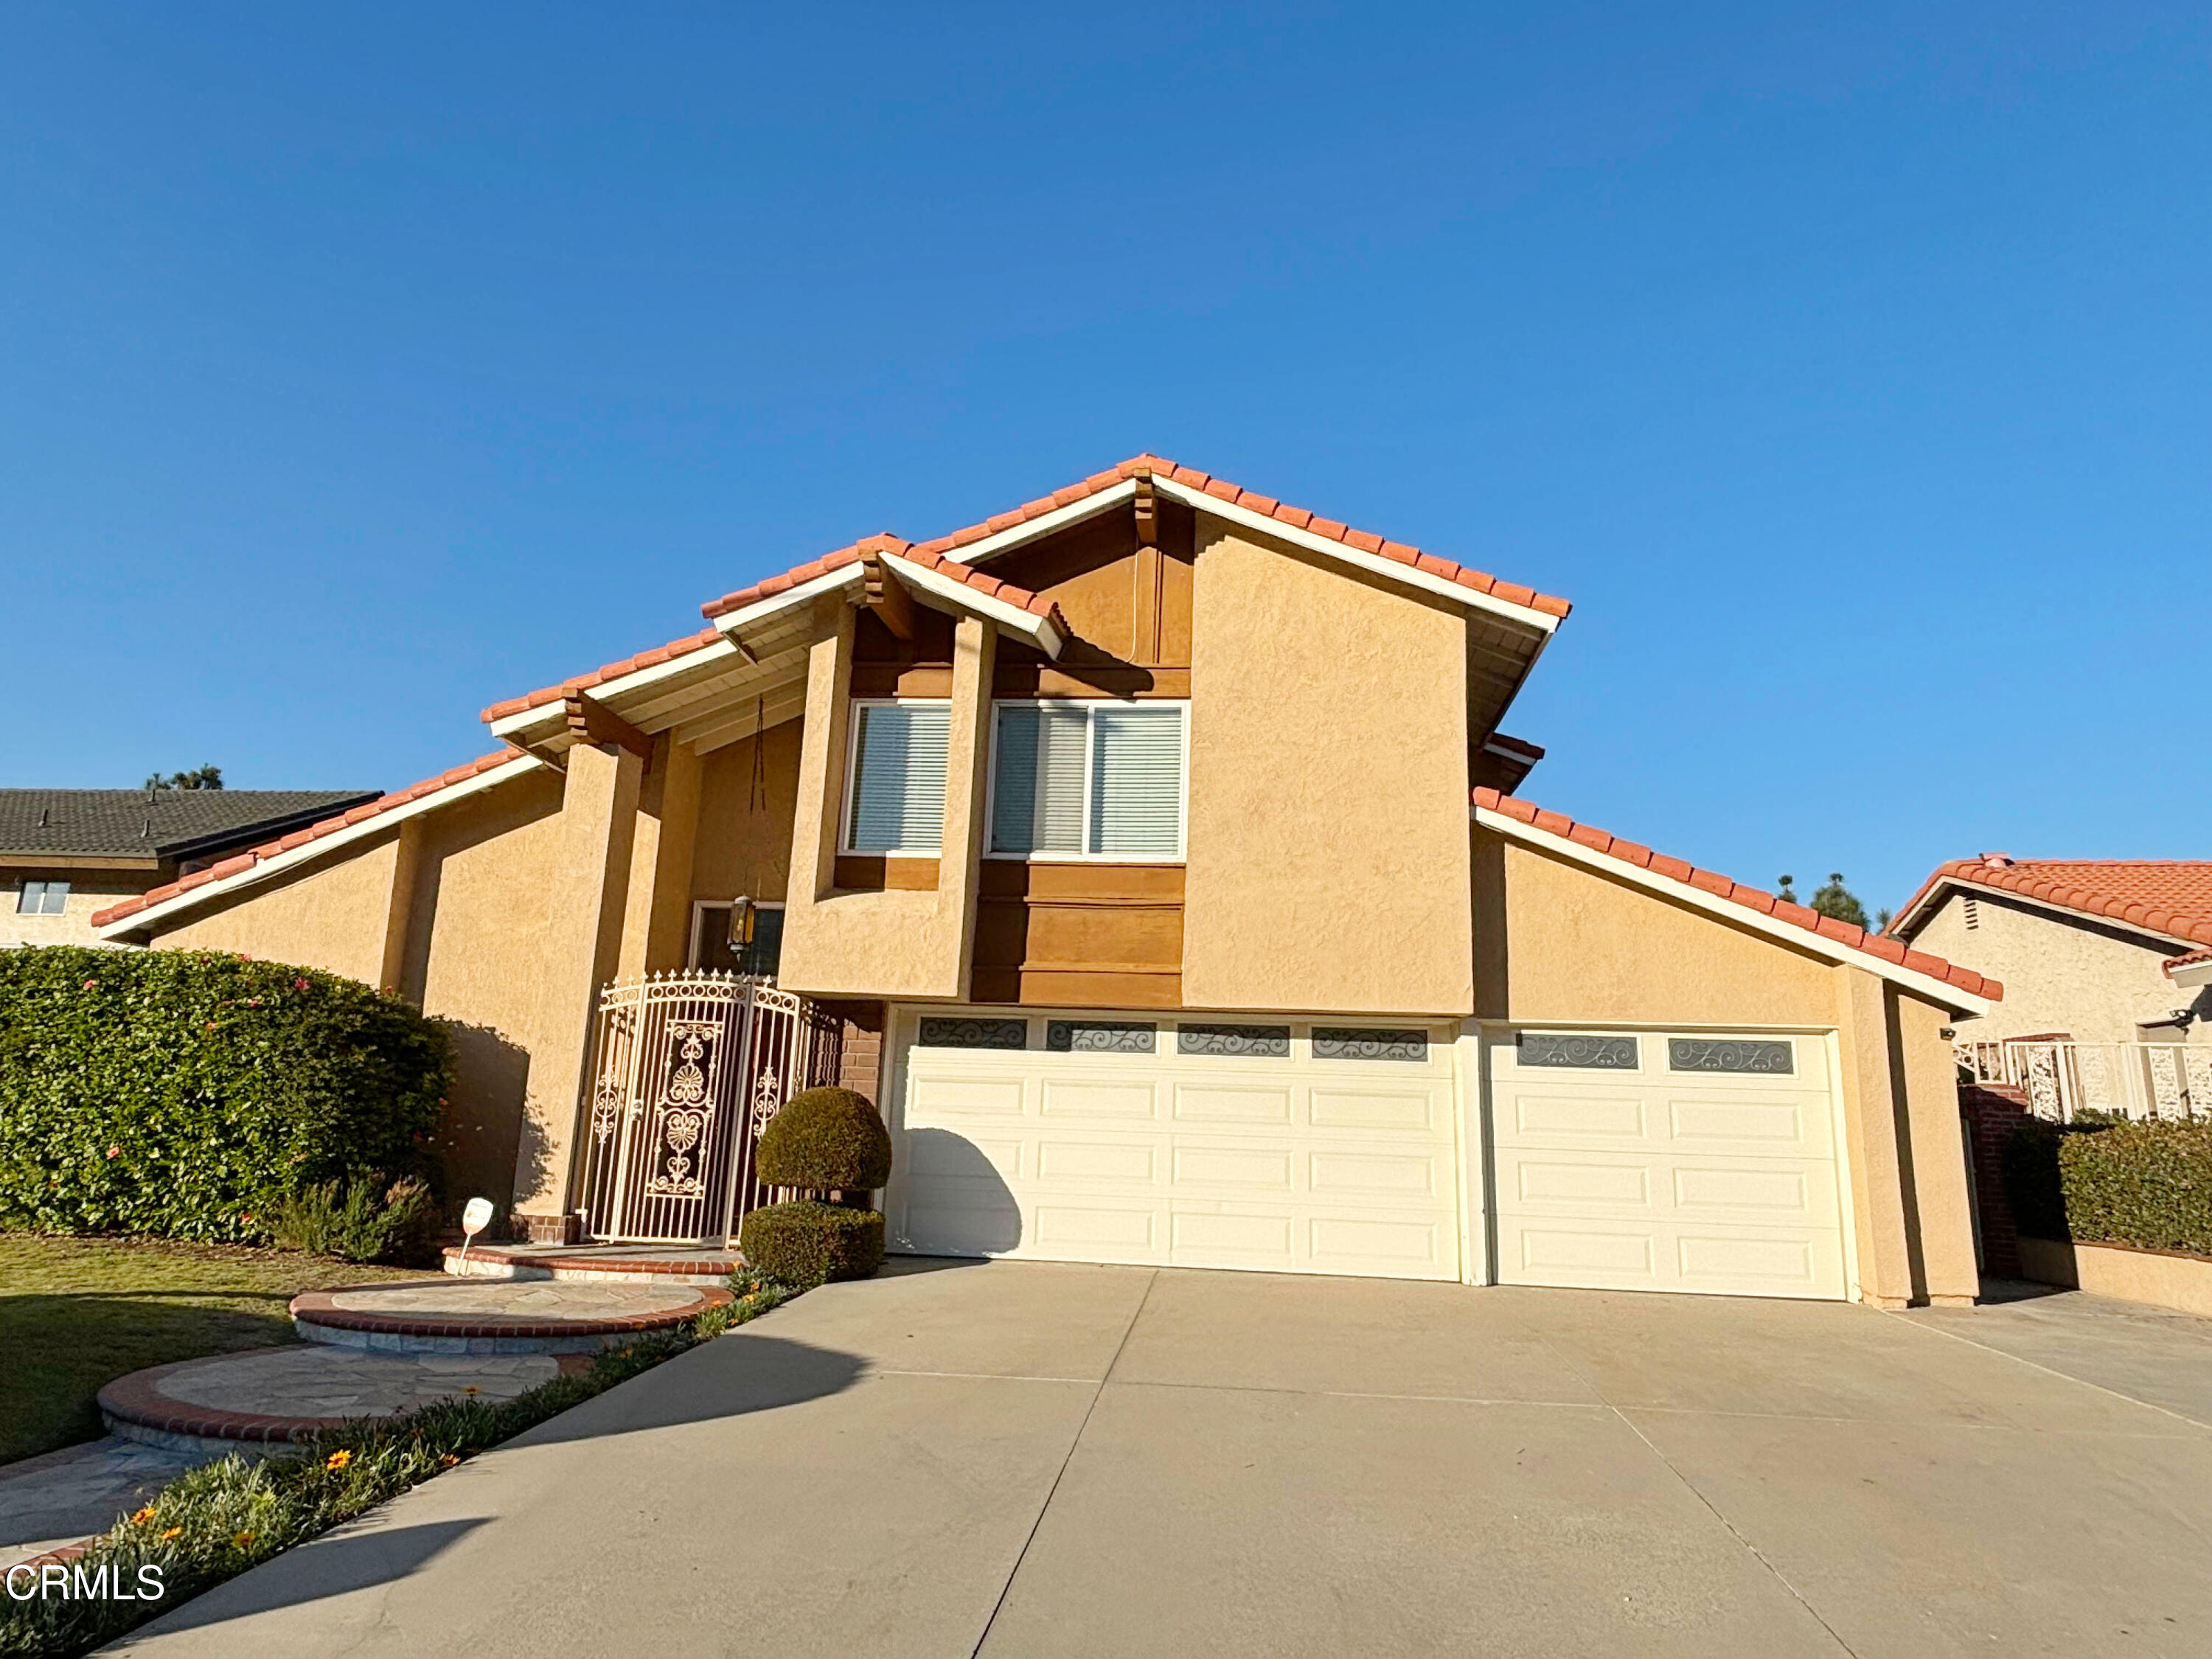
[111,1264,2212,1658]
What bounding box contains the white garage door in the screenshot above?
[887,1009,1462,1280]
[1487,1030,1848,1300]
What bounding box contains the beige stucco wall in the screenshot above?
[2018,1237,2212,1318]
[3,868,161,948]
[688,719,805,908]
[1183,522,1474,1015]
[1474,830,1979,1307]
[779,603,995,1001]
[397,767,568,1212]
[1473,832,1837,1026]
[158,832,405,987]
[1910,889,2205,1044]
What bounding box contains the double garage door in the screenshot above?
[887,1012,1850,1300]
[886,1009,1463,1280]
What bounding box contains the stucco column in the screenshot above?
[616,734,703,978]
[511,740,643,1238]
[938,613,996,1001]
[787,599,857,908]
[377,818,425,998]
[1834,966,1916,1307]
[1893,992,1982,1305]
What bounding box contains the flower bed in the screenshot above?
[0,1270,797,1658]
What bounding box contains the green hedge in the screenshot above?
[2003,1114,2212,1259]
[0,946,453,1242]
[740,1199,884,1285]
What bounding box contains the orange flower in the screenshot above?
[130,1506,156,1525]
[462,1385,480,1396]
[159,1527,182,1541]
[232,1531,254,1549]
[439,1454,459,1468]
[324,1449,352,1470]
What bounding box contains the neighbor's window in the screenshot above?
[844,700,950,855]
[16,880,69,916]
[990,702,1184,859]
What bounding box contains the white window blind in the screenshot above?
[1088,706,1183,855]
[990,705,1088,854]
[990,703,1184,858]
[846,703,949,853]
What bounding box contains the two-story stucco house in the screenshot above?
[91,456,2000,1308]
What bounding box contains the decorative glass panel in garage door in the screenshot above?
[887,1012,1462,1281]
[1486,1029,1847,1301]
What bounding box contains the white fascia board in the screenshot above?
[96,756,543,940]
[1472,804,1994,1016]
[2167,957,2212,988]
[1151,477,1560,636]
[881,552,1066,658]
[1900,876,2205,953]
[490,635,753,741]
[707,563,868,641]
[930,481,1138,566]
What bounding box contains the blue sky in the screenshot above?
[5,4,2205,916]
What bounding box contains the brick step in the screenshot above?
[99,1345,584,1455]
[442,1243,737,1289]
[289,1279,731,1357]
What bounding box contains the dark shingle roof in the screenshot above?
[0,790,382,861]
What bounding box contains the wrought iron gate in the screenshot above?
[573,973,844,1245]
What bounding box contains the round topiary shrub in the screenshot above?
[740,1198,885,1285]
[757,1086,891,1194]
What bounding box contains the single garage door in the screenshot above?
[887,1009,1462,1280]
[1487,1030,1848,1300]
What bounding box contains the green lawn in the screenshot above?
[0,1234,425,1467]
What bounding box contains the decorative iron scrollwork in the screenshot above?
[1667,1038,1793,1075]
[1313,1028,1427,1062]
[1176,1023,1292,1057]
[1046,1020,1155,1054]
[919,1017,1028,1050]
[1517,1033,1638,1070]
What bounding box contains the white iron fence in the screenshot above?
[1958,1038,2212,1122]
[573,972,844,1245]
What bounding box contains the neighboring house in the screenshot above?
[90,454,1999,1309]
[1891,855,2212,1046]
[2,788,378,948]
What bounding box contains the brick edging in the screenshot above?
[289,1284,733,1340]
[440,1247,739,1278]
[97,1347,352,1446]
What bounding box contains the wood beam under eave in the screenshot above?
[565,694,654,762]
[676,686,810,754]
[860,554,916,641]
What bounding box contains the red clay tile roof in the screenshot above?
[840,454,1573,620]
[91,750,532,930]
[1472,787,2000,1001]
[485,541,1068,726]
[698,531,1070,630]
[1892,856,2212,951]
[489,454,1566,727]
[2166,946,2212,975]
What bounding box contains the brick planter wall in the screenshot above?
[1961,1081,2032,1279]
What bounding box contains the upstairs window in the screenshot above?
[16,880,69,915]
[844,700,950,855]
[990,702,1185,860]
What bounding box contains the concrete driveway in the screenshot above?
[115,1263,2212,1658]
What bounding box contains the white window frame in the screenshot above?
[983,698,1189,864]
[687,898,787,971]
[17,880,69,916]
[840,698,953,858]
